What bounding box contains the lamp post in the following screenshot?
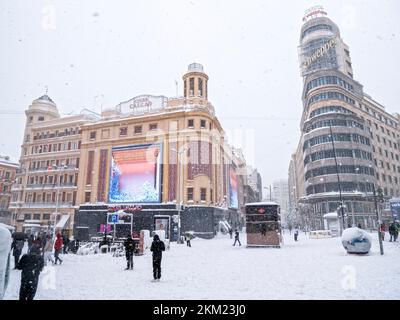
[52,164,68,240]
[329,125,346,233]
[171,147,189,244]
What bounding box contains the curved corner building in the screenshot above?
[298,15,378,229]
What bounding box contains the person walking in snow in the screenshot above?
[11,237,25,269]
[17,245,44,300]
[185,232,192,247]
[27,234,34,253]
[379,223,386,241]
[233,230,241,246]
[54,233,63,265]
[150,234,165,281]
[294,228,299,241]
[228,228,233,239]
[124,234,135,270]
[43,235,54,266]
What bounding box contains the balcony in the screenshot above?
[28,165,79,173]
[16,202,75,208]
[25,183,77,189]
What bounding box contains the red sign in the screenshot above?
[257,208,266,214]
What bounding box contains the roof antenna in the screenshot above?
[45,85,48,95]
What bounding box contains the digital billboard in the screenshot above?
[108,144,162,203]
[229,167,239,209]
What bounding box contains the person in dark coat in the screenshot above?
[11,238,25,269]
[233,230,241,246]
[150,234,165,281]
[124,234,135,270]
[62,235,70,254]
[54,234,63,265]
[17,245,44,300]
[228,228,233,239]
[184,232,192,247]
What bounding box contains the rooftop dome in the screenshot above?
[36,94,55,103]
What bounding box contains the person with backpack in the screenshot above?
[233,230,241,246]
[54,233,63,265]
[11,237,25,269]
[17,245,44,300]
[123,234,135,270]
[150,234,165,281]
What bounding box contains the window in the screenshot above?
[188,119,194,128]
[28,116,33,123]
[25,135,30,142]
[24,214,32,220]
[187,188,194,201]
[90,131,96,140]
[200,188,207,201]
[200,120,206,129]
[198,78,203,96]
[119,127,128,136]
[85,192,91,203]
[149,123,158,131]
[43,214,50,220]
[134,125,142,134]
[189,78,194,96]
[38,116,44,121]
[33,214,41,220]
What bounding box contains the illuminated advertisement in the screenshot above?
[108,144,162,203]
[229,167,239,209]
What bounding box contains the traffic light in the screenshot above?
[377,187,384,203]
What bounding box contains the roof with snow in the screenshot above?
[245,202,279,206]
[37,94,55,103]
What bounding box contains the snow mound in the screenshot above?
[0,224,12,299]
[341,228,372,254]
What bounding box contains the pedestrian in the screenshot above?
[380,223,386,241]
[294,227,299,241]
[392,223,399,242]
[62,235,70,254]
[389,223,396,242]
[124,234,135,270]
[43,235,54,266]
[150,234,165,281]
[185,232,192,247]
[17,245,44,300]
[54,233,63,265]
[357,223,362,229]
[289,225,292,235]
[11,237,25,269]
[27,234,34,253]
[233,230,241,246]
[228,228,233,239]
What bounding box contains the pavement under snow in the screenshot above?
[4,231,400,300]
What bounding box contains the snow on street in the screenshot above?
[4,232,400,300]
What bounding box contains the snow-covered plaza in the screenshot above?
[4,231,400,300]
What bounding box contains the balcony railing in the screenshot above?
[28,165,78,173]
[25,183,77,189]
[15,202,74,208]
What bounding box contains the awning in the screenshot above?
[55,215,70,229]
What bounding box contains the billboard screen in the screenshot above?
[108,144,162,203]
[229,167,239,209]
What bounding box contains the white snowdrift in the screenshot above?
[0,224,12,299]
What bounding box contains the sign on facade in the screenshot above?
[116,95,168,115]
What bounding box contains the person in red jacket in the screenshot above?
[54,233,63,265]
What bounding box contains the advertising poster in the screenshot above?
[154,216,170,239]
[229,167,239,209]
[108,144,162,203]
[391,201,400,221]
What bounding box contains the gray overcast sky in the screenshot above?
[1,0,399,197]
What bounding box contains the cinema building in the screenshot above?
[290,10,400,230]
[73,63,244,239]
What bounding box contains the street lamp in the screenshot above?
[51,164,68,240]
[170,147,189,244]
[264,185,277,202]
[328,125,346,234]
